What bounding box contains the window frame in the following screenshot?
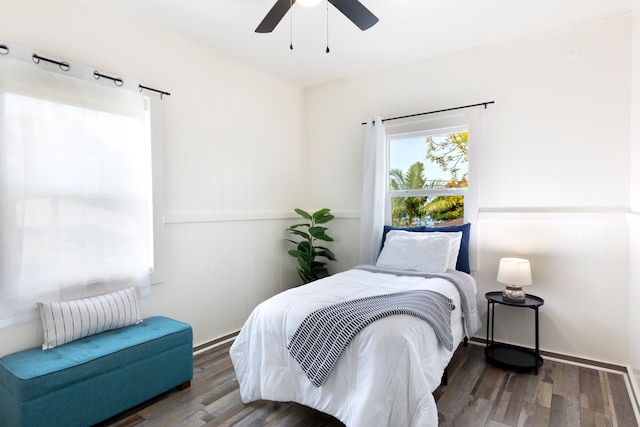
[386,124,469,225]
[0,43,166,328]
[383,110,480,270]
[147,95,165,285]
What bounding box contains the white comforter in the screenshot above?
[229,267,479,427]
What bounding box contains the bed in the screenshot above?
[229,224,481,427]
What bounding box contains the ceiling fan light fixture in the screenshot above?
[255,0,378,33]
[297,0,322,7]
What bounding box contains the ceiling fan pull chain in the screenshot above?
[325,0,330,53]
[289,0,294,50]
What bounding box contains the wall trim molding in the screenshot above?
[193,331,238,356]
[478,208,628,222]
[164,210,360,224]
[628,366,640,419]
[166,208,633,224]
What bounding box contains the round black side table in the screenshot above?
[484,291,544,374]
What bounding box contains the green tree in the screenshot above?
[423,131,468,223]
[390,162,442,226]
[423,178,467,223]
[425,132,468,180]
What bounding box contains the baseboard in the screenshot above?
[626,366,640,420]
[192,331,239,355]
[199,333,630,373]
[469,337,627,372]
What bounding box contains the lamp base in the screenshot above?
[502,285,526,303]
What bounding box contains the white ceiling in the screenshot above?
[90,0,631,88]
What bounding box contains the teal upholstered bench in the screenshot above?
[0,316,193,427]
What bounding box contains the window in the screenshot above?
[360,110,479,268]
[0,50,161,327]
[386,126,469,226]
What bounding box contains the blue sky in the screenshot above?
[389,135,465,182]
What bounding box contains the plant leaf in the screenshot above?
[286,207,337,284]
[288,249,303,259]
[314,214,334,224]
[294,208,312,220]
[287,229,310,239]
[311,265,329,279]
[298,257,312,273]
[314,234,334,242]
[309,226,328,238]
[287,223,309,230]
[312,208,331,218]
[316,247,336,261]
[297,240,311,251]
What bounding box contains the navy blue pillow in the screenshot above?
[381,223,471,274]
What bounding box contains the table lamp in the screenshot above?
[497,257,532,302]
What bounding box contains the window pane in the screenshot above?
[388,131,468,226]
[0,74,152,326]
[389,132,468,188]
[391,195,465,226]
[4,92,152,287]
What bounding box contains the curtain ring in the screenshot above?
[94,70,124,87]
[32,54,70,71]
[0,45,9,55]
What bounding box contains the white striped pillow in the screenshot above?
[37,287,142,350]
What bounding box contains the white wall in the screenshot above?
[0,1,636,382]
[306,14,632,365]
[0,0,307,356]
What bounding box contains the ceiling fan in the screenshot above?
[256,0,379,33]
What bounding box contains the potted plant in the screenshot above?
[285,208,337,284]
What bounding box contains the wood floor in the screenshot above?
[99,341,639,427]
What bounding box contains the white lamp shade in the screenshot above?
[297,0,322,6]
[497,258,532,286]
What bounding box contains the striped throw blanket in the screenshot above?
[287,290,455,387]
[354,264,481,339]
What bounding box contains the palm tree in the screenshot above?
[389,162,442,226]
[423,177,467,223]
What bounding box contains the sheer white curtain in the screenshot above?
[359,116,386,265]
[0,44,152,327]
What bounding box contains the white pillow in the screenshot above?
[376,231,455,272]
[442,232,462,269]
[383,230,462,270]
[37,287,142,350]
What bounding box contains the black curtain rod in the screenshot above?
[138,84,171,99]
[27,51,171,99]
[32,53,70,71]
[94,70,124,87]
[360,101,495,125]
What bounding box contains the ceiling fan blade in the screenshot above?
[328,0,378,31]
[256,0,295,33]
